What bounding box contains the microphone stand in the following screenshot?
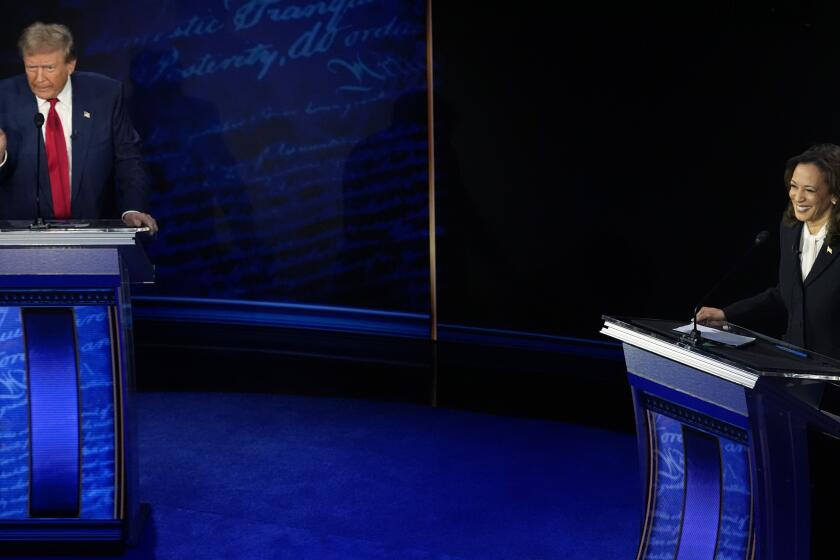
[685,230,769,346]
[688,305,707,346]
[30,112,47,230]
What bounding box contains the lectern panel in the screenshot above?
[643,412,683,558]
[0,298,120,525]
[24,308,81,518]
[640,409,752,560]
[718,434,751,559]
[75,305,118,520]
[0,307,29,519]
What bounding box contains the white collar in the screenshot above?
[803,221,828,242]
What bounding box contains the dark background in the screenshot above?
[433,7,840,339]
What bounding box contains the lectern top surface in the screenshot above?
[0,220,149,246]
[0,219,147,232]
[603,315,840,381]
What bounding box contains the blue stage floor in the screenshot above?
[20,393,641,559]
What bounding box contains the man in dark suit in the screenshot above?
[0,22,157,232]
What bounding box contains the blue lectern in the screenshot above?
[0,221,151,545]
[602,316,840,560]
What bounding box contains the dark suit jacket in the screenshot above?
[0,72,149,219]
[725,220,840,358]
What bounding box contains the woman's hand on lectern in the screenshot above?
[695,306,727,328]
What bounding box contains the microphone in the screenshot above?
[688,230,770,345]
[31,112,46,229]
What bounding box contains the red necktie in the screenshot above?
[44,98,71,219]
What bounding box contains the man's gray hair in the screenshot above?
[18,22,76,62]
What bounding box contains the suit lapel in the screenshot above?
[70,75,91,206]
[784,222,804,287]
[804,235,837,286]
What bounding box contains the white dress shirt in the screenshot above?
[800,222,827,280]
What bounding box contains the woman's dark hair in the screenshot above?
[783,143,840,245]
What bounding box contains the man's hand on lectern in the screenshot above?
[122,210,158,235]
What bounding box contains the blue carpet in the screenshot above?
[11,393,641,559]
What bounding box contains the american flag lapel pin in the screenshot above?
[83,111,91,119]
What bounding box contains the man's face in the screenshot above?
[23,50,76,100]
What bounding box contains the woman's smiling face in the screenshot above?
[789,163,836,230]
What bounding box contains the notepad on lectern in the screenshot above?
[674,323,756,347]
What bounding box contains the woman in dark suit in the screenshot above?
[697,143,840,359]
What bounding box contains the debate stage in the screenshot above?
[12,392,641,559]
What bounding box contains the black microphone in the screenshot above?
[31,112,46,229]
[688,230,770,345]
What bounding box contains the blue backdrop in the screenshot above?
[12,1,431,314]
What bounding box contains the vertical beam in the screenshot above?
[24,307,81,518]
[425,0,438,342]
[676,427,722,560]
